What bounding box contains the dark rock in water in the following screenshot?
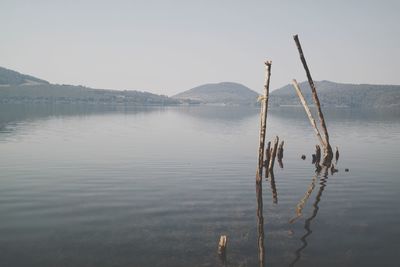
[345,168,349,172]
[301,155,306,160]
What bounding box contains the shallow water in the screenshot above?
[0,104,399,267]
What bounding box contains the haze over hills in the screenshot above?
[172,80,400,108]
[1,66,399,108]
[0,66,179,105]
[172,82,259,105]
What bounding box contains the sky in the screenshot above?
[1,0,399,95]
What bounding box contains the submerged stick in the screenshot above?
[256,61,272,181]
[293,35,333,165]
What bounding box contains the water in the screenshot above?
[0,104,399,267]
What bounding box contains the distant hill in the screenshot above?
[0,67,49,86]
[0,66,179,105]
[270,80,400,109]
[173,82,259,105]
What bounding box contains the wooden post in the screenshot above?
[256,61,272,182]
[268,136,279,175]
[293,35,333,166]
[218,235,228,255]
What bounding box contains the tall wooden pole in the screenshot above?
[256,61,272,181]
[293,35,333,165]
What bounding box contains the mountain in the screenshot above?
[0,67,179,105]
[172,82,259,105]
[270,80,400,109]
[0,67,49,86]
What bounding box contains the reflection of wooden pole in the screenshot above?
[256,180,265,267]
[315,145,321,164]
[256,61,272,181]
[264,141,271,169]
[268,136,279,175]
[289,174,318,224]
[293,35,333,166]
[292,79,326,147]
[277,140,284,161]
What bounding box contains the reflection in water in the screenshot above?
[256,180,265,267]
[0,103,160,133]
[289,174,318,224]
[289,168,329,267]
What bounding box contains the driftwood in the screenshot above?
[256,61,272,181]
[268,136,279,175]
[293,35,333,166]
[217,235,227,255]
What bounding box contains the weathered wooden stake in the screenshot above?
[268,136,279,175]
[293,34,333,166]
[218,235,228,255]
[256,61,272,181]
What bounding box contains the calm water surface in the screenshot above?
[0,104,399,267]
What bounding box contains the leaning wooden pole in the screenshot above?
[292,79,326,147]
[256,61,272,181]
[293,35,333,165]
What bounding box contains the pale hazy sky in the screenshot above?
[1,0,399,95]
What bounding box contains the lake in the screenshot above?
[0,104,399,267]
